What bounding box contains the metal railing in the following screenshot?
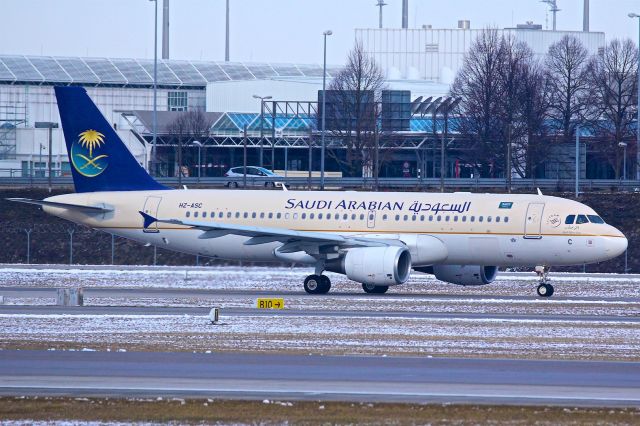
[0,169,638,192]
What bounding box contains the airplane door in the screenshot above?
[524,202,545,239]
[367,210,376,229]
[142,196,162,233]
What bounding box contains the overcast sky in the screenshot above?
[2,0,639,65]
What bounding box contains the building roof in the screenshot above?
[0,55,343,88]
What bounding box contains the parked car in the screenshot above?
[224,166,282,188]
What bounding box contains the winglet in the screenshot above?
[537,188,543,196]
[139,211,157,229]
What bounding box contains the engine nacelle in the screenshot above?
[418,265,498,286]
[326,246,412,286]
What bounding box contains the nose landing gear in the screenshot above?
[535,265,554,298]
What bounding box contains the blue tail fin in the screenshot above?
[54,86,168,193]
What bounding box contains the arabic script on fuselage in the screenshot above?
[285,199,471,214]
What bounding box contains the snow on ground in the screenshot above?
[1,313,638,360]
[1,266,640,298]
[1,265,638,360]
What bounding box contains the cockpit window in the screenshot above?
[576,214,589,224]
[565,215,575,224]
[587,215,605,224]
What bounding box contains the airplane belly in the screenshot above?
[104,228,278,262]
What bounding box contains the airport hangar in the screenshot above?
[0,24,607,180]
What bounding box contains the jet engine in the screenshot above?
[326,246,412,285]
[416,265,498,286]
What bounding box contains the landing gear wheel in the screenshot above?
[362,283,389,294]
[319,275,331,294]
[304,274,331,294]
[536,283,554,298]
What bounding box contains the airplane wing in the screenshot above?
[139,211,400,253]
[7,198,113,213]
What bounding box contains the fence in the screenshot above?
[1,172,638,192]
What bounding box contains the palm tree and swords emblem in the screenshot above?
[71,129,108,177]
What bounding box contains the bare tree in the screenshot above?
[545,35,590,143]
[450,29,505,177]
[585,39,638,178]
[516,61,552,178]
[324,42,387,177]
[496,35,534,186]
[166,110,213,186]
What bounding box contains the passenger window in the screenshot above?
[260,212,265,219]
[194,212,199,218]
[479,216,484,222]
[496,216,500,223]
[277,213,282,219]
[343,214,348,220]
[403,215,408,221]
[268,212,273,219]
[412,215,417,221]
[382,214,388,221]
[186,211,191,218]
[445,216,450,222]
[310,213,315,219]
[318,213,323,219]
[301,213,306,219]
[420,215,425,221]
[454,216,458,222]
[326,213,331,219]
[462,216,467,222]
[576,215,589,224]
[470,216,475,222]
[293,213,299,220]
[587,215,605,224]
[429,215,433,222]
[437,216,442,222]
[226,212,231,218]
[504,216,509,223]
[351,214,356,220]
[285,213,289,219]
[395,215,400,221]
[252,212,257,219]
[360,214,365,220]
[243,212,248,218]
[565,215,576,224]
[487,216,492,223]
[235,212,240,218]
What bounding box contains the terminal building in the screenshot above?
[0,23,613,181]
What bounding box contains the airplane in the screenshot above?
[9,87,628,298]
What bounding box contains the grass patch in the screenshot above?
[1,397,638,425]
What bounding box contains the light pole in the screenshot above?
[192,140,203,182]
[35,121,58,192]
[619,141,628,180]
[629,12,640,180]
[253,95,272,168]
[150,0,159,176]
[321,30,332,191]
[38,144,44,178]
[576,124,580,197]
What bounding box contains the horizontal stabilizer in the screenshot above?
[7,198,113,213]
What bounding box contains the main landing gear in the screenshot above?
[535,265,554,298]
[362,283,389,294]
[303,274,331,294]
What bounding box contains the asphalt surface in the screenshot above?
[1,350,638,406]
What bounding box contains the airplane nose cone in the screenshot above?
[604,234,628,259]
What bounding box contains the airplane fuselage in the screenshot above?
[43,189,627,269]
